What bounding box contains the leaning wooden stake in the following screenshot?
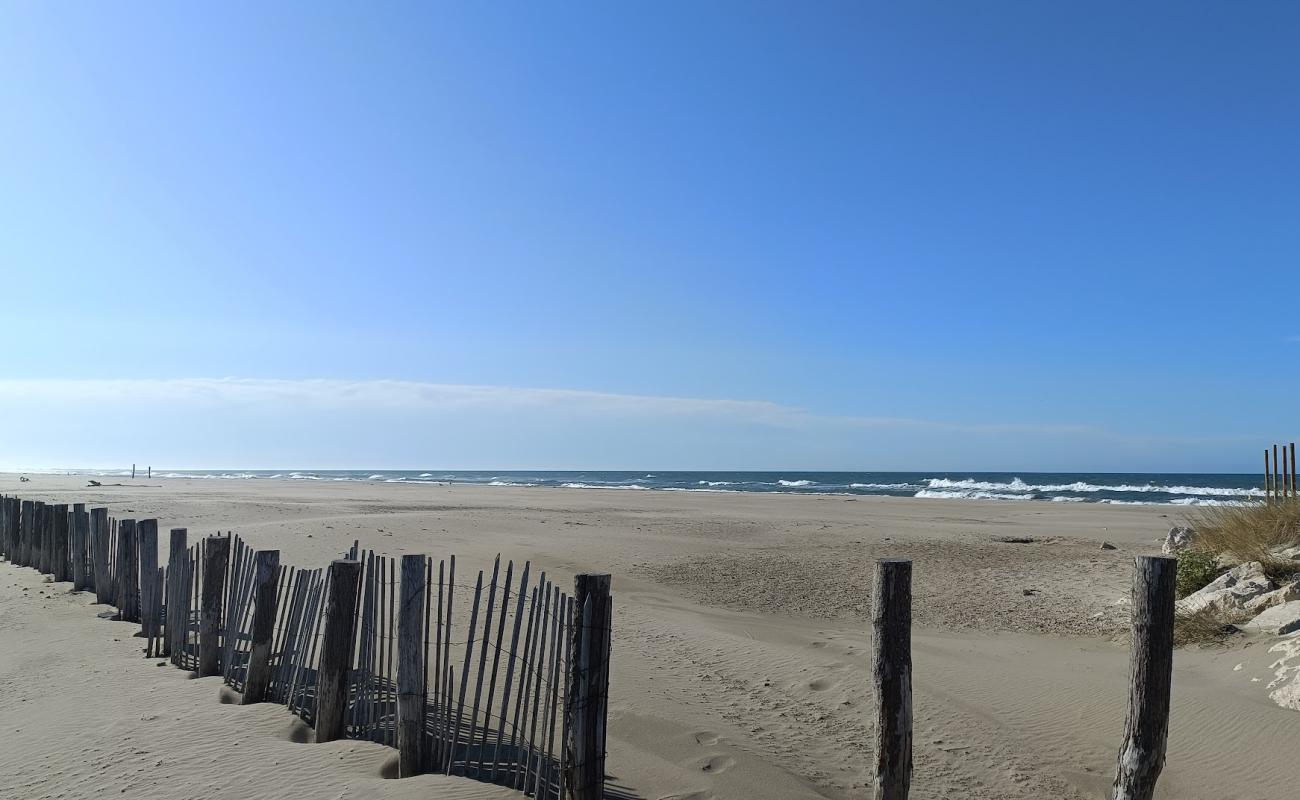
[243,549,281,704]
[566,573,611,800]
[1111,555,1176,800]
[138,520,159,650]
[872,558,912,800]
[166,528,188,658]
[199,535,231,677]
[316,559,362,743]
[397,554,428,776]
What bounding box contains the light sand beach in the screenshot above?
[0,474,1294,800]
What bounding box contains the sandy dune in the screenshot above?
[0,474,1294,799]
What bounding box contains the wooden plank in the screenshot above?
[166,529,188,659]
[243,550,281,704]
[1110,556,1177,800]
[91,508,111,603]
[448,569,484,775]
[138,520,159,652]
[466,555,501,775]
[488,559,530,780]
[524,583,555,792]
[71,504,88,590]
[510,580,543,786]
[118,520,140,623]
[871,559,912,800]
[536,589,565,798]
[316,559,362,744]
[199,535,231,677]
[398,554,428,777]
[479,559,515,776]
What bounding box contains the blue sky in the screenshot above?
[2,2,1297,471]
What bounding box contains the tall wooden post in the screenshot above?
[1284,447,1292,501]
[37,502,50,575]
[566,573,612,800]
[52,505,70,582]
[199,536,231,677]
[20,500,34,569]
[872,558,912,800]
[138,520,159,645]
[166,528,188,658]
[316,559,362,743]
[1284,442,1294,496]
[1111,556,1176,800]
[116,519,140,622]
[397,554,428,776]
[71,504,89,590]
[91,508,112,603]
[242,550,281,704]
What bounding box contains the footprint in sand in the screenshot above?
[700,755,735,774]
[693,731,721,746]
[808,677,834,691]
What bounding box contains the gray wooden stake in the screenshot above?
[243,549,281,703]
[198,535,230,676]
[397,554,428,776]
[316,558,362,743]
[1111,555,1176,800]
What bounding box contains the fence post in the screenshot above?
[1111,555,1176,800]
[166,528,188,657]
[872,558,912,800]
[242,549,281,704]
[37,502,50,575]
[566,573,611,800]
[90,508,110,602]
[71,504,87,590]
[316,558,362,744]
[138,520,159,647]
[397,554,428,776]
[52,505,70,582]
[199,535,231,677]
[116,519,140,622]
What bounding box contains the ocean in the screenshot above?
[52,469,1268,506]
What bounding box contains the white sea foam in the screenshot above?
[561,482,650,490]
[489,480,538,487]
[849,482,915,490]
[698,480,737,486]
[777,479,815,487]
[924,477,1262,498]
[914,489,1035,501]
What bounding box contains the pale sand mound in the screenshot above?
[1,475,1297,799]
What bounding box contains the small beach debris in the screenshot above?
[87,480,101,487]
[1100,541,1118,550]
[992,535,1036,544]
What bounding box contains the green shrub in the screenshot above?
[1175,550,1221,599]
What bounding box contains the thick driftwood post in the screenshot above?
[20,501,34,569]
[138,520,159,643]
[872,558,912,800]
[566,573,612,800]
[166,528,188,657]
[37,502,50,575]
[117,519,140,622]
[91,508,112,603]
[71,504,89,590]
[52,505,70,582]
[316,559,362,743]
[199,536,231,677]
[397,554,428,776]
[1111,555,1176,800]
[242,550,281,704]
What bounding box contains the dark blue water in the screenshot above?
[63,469,1266,506]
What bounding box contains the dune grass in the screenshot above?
[1184,499,1300,576]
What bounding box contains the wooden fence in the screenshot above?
[1265,441,1297,502]
[0,494,612,800]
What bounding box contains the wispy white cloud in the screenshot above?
[0,377,1252,447]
